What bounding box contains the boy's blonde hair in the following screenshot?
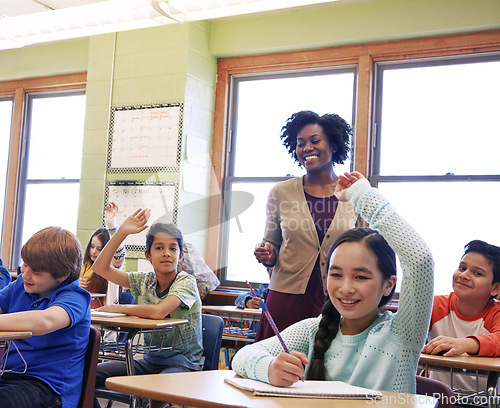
[21,226,82,281]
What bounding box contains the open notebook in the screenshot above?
[90,310,127,318]
[224,377,382,400]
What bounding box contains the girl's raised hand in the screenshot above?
[119,208,151,235]
[268,351,309,387]
[104,202,119,224]
[334,171,365,202]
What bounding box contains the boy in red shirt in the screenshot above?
[423,240,500,392]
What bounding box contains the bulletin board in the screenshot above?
[106,102,183,173]
[104,180,179,256]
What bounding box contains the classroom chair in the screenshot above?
[78,325,101,408]
[95,313,225,407]
[416,375,455,408]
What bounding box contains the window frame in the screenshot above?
[209,30,500,288]
[0,73,86,269]
[220,66,358,287]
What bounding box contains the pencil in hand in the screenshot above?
[260,301,304,382]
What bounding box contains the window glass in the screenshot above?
[379,60,500,176]
[27,94,85,179]
[373,55,500,295]
[22,183,81,245]
[0,99,13,242]
[14,91,85,266]
[378,181,500,295]
[223,69,356,286]
[233,72,355,178]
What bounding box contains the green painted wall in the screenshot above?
[0,38,89,81]
[77,22,216,266]
[210,0,500,57]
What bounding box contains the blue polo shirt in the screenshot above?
[0,274,91,408]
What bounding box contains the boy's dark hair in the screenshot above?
[145,223,184,255]
[83,227,110,293]
[307,228,397,381]
[21,226,82,281]
[463,240,500,284]
[280,110,352,166]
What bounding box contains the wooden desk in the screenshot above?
[202,305,261,342]
[90,293,106,308]
[0,331,33,375]
[91,315,188,373]
[0,331,32,341]
[106,370,438,408]
[420,353,500,408]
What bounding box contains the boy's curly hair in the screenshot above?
[280,110,352,166]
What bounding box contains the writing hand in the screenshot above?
[269,351,309,387]
[246,297,263,309]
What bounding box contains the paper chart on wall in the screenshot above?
[105,181,178,254]
[107,103,183,173]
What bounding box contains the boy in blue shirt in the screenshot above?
[0,226,91,408]
[92,208,203,392]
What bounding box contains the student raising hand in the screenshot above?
[334,171,365,202]
[119,208,151,235]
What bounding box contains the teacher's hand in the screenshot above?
[254,242,275,265]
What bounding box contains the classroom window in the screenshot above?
[220,68,355,287]
[0,98,13,247]
[371,54,500,295]
[11,90,86,268]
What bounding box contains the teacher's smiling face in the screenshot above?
[296,124,335,172]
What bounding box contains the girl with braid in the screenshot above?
[232,171,434,394]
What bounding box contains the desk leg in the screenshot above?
[487,372,499,408]
[124,329,139,408]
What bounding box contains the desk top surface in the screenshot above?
[202,305,262,316]
[420,353,500,372]
[106,370,438,408]
[90,315,188,329]
[0,331,32,340]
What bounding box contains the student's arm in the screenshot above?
[104,202,126,269]
[423,336,479,356]
[0,306,71,336]
[338,172,435,350]
[97,294,182,320]
[93,208,151,289]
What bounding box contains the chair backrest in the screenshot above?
[201,314,224,371]
[119,290,135,305]
[416,375,455,408]
[78,325,101,408]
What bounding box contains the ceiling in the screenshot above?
[0,0,360,50]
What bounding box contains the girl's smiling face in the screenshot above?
[327,241,396,335]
